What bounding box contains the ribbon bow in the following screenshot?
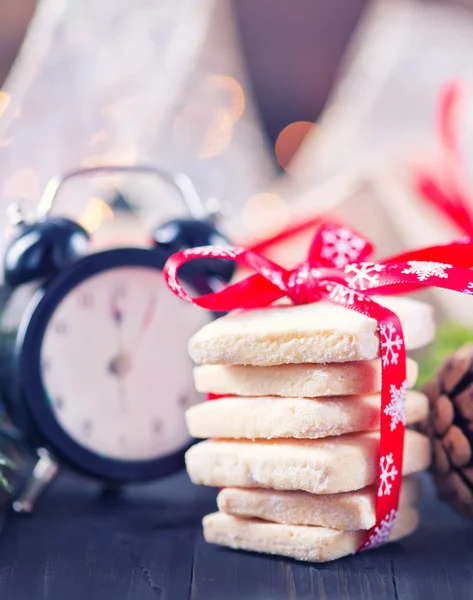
[164,223,473,551]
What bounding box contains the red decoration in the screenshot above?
[415,80,473,236]
[164,223,473,551]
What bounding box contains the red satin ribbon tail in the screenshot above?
[384,238,473,269]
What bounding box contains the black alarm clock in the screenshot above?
[0,165,235,511]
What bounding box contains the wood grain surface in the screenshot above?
[0,471,471,600]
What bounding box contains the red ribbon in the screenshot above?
[415,80,473,236]
[164,223,473,551]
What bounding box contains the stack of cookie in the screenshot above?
[184,296,435,562]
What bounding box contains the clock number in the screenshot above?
[111,284,127,324]
[82,419,93,438]
[112,283,127,301]
[178,395,190,409]
[53,321,68,335]
[152,418,163,434]
[78,292,94,309]
[118,435,128,452]
[54,396,64,410]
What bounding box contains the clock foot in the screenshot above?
[12,448,59,514]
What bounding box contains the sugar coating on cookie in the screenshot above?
[216,476,421,530]
[194,358,418,397]
[203,507,419,562]
[185,430,430,494]
[189,296,435,366]
[186,391,428,440]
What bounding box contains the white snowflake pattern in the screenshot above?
[165,246,243,301]
[401,261,452,282]
[463,282,473,295]
[287,263,315,290]
[384,380,408,431]
[165,270,188,301]
[320,227,366,268]
[364,509,398,549]
[326,283,363,305]
[293,263,310,285]
[344,262,385,290]
[379,321,403,366]
[184,246,243,259]
[378,453,399,497]
[260,266,285,290]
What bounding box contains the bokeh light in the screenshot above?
[81,144,139,168]
[197,108,234,159]
[0,137,14,148]
[0,92,11,119]
[78,197,114,233]
[88,129,108,147]
[243,192,289,240]
[207,75,245,123]
[173,75,245,159]
[275,121,317,170]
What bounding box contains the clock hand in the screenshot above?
[108,290,156,415]
[118,379,128,414]
[109,287,129,413]
[110,287,125,325]
[108,354,131,413]
[141,295,157,331]
[130,295,158,354]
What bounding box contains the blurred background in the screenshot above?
[2,0,473,323]
[0,0,368,155]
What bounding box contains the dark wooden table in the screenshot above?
[0,471,471,600]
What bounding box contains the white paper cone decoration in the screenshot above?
[282,0,473,194]
[0,0,275,255]
[271,0,473,326]
[119,0,276,238]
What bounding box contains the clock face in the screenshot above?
[39,265,208,461]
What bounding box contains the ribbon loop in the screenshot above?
[308,223,374,268]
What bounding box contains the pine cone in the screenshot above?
[421,343,473,518]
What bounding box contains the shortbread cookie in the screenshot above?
[186,391,428,440]
[203,507,419,562]
[194,358,418,397]
[185,430,430,494]
[189,296,434,366]
[217,476,421,530]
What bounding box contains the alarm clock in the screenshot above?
[0,165,235,512]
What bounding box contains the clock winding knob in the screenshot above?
[3,214,90,287]
[152,219,236,286]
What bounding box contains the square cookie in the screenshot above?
[203,507,419,562]
[186,391,428,440]
[217,476,421,530]
[194,358,418,398]
[185,430,430,494]
[189,296,434,366]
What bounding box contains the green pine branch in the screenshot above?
[0,474,11,494]
[0,456,13,494]
[416,321,473,389]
